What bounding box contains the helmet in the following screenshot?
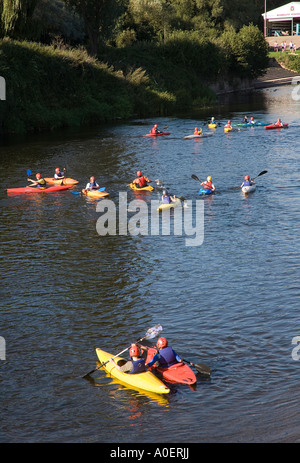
[207,176,212,182]
[195,127,198,131]
[154,124,157,128]
[36,173,41,179]
[227,120,231,124]
[137,171,142,177]
[129,344,141,357]
[245,175,250,180]
[55,168,60,173]
[157,337,168,349]
[212,117,215,121]
[90,176,95,182]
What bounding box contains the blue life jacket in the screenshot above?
[243,180,251,186]
[157,347,177,367]
[162,195,171,204]
[129,358,146,374]
[88,181,98,188]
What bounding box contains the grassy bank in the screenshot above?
[0,32,266,135]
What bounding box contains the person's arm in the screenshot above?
[27,178,38,187]
[146,352,160,367]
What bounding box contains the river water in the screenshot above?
[1,85,300,444]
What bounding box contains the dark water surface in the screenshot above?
[1,86,300,443]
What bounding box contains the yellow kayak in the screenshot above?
[96,348,170,395]
[82,189,109,198]
[157,198,181,212]
[130,183,154,192]
[45,177,79,185]
[224,127,232,132]
[208,123,217,129]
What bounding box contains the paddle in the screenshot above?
[72,187,106,195]
[27,169,32,177]
[191,174,202,183]
[181,358,211,377]
[82,324,163,379]
[252,170,268,180]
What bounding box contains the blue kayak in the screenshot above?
[233,122,270,127]
[198,188,213,195]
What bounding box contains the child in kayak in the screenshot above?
[201,176,215,191]
[28,173,47,189]
[82,176,99,194]
[241,175,255,187]
[161,190,176,204]
[109,344,146,375]
[133,171,151,188]
[194,127,202,135]
[224,120,232,130]
[143,337,182,369]
[54,168,65,180]
[150,124,161,134]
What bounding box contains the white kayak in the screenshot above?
[184,133,214,139]
[242,184,256,194]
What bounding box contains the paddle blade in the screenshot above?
[191,174,200,182]
[143,324,163,340]
[27,169,32,177]
[257,170,268,177]
[194,363,211,377]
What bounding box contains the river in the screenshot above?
[1,85,300,444]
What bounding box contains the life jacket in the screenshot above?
[243,180,251,186]
[87,181,98,188]
[157,346,177,367]
[151,127,158,134]
[129,358,146,374]
[137,176,147,187]
[54,172,64,179]
[162,195,171,204]
[203,181,212,189]
[37,179,46,188]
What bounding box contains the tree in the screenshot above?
[65,0,124,55]
[1,0,38,37]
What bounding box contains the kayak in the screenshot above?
[224,127,232,132]
[146,347,197,385]
[157,198,181,212]
[233,122,270,127]
[265,123,288,130]
[208,123,217,128]
[198,188,213,195]
[130,183,154,192]
[143,132,170,137]
[242,184,256,195]
[7,185,72,194]
[82,189,109,198]
[95,348,170,395]
[44,177,78,185]
[184,133,213,139]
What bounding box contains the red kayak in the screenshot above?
[7,185,72,194]
[146,347,197,385]
[265,123,288,130]
[143,132,170,137]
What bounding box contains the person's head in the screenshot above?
[250,117,254,121]
[207,176,212,182]
[129,344,141,358]
[90,176,95,182]
[195,127,198,131]
[157,337,168,350]
[137,171,142,177]
[277,118,281,123]
[211,117,215,121]
[227,120,231,124]
[154,124,157,128]
[162,190,167,196]
[245,175,250,181]
[36,173,41,179]
[55,168,60,173]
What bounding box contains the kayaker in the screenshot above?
[133,171,151,189]
[143,337,182,369]
[161,190,176,204]
[194,127,202,135]
[243,116,248,123]
[249,117,255,125]
[201,176,215,191]
[241,175,255,188]
[150,124,160,134]
[54,168,65,180]
[27,173,47,189]
[224,120,232,130]
[275,118,283,127]
[82,176,99,194]
[109,344,146,375]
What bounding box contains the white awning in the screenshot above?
[262,2,300,21]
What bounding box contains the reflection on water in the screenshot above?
[1,86,300,442]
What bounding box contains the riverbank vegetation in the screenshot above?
[0,0,272,134]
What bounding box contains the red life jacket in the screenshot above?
[204,181,212,189]
[137,176,147,187]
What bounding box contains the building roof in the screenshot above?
[262,2,300,21]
